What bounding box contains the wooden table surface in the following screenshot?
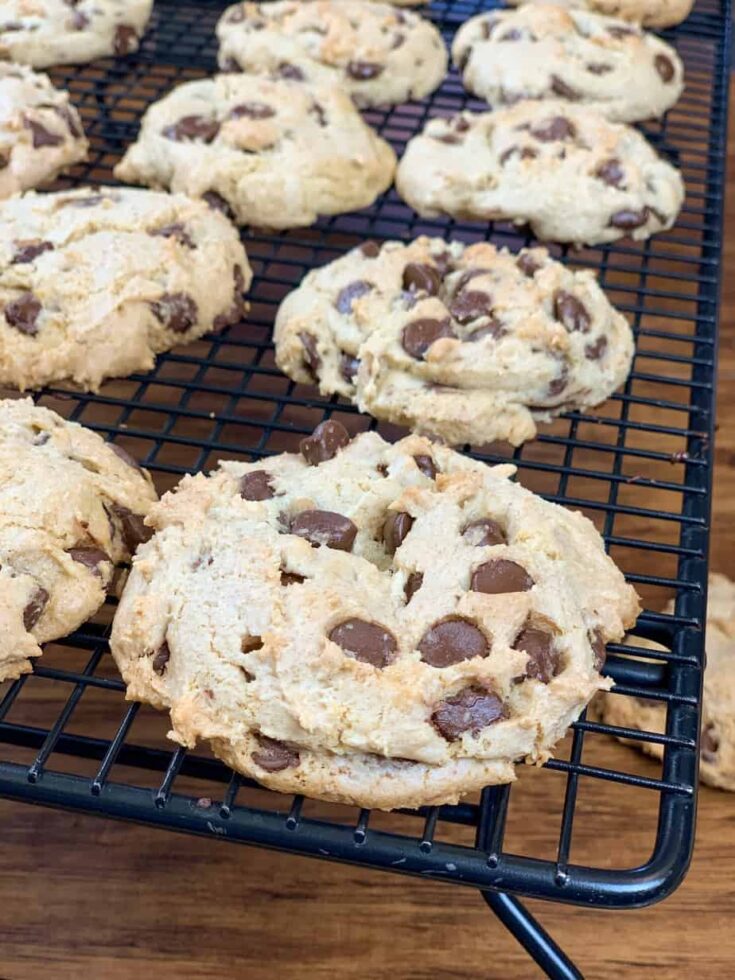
[1,78,734,980]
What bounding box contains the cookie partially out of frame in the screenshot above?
[596,574,735,792]
[216,1,447,108]
[0,398,157,683]
[0,63,88,199]
[0,188,251,392]
[115,73,397,230]
[396,101,684,245]
[275,237,634,447]
[111,424,639,810]
[505,0,694,30]
[0,0,153,68]
[452,6,684,123]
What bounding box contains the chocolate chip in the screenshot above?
[548,365,569,397]
[499,28,523,41]
[5,293,41,336]
[392,33,405,49]
[71,10,89,30]
[309,100,327,126]
[240,470,275,500]
[418,618,489,668]
[550,75,579,100]
[432,686,505,741]
[701,723,719,763]
[299,420,350,465]
[50,104,83,138]
[585,336,608,360]
[482,17,499,39]
[401,318,455,359]
[359,240,380,258]
[241,635,263,653]
[609,208,650,231]
[531,116,576,142]
[449,290,493,324]
[111,505,152,552]
[23,587,49,631]
[278,62,305,81]
[596,157,625,188]
[433,133,463,145]
[514,627,559,683]
[402,263,441,295]
[414,454,437,479]
[151,641,170,675]
[517,253,541,277]
[67,547,110,575]
[281,569,305,586]
[114,24,138,56]
[329,618,397,668]
[58,192,106,208]
[347,61,384,80]
[150,292,198,334]
[340,353,360,382]
[383,512,413,554]
[404,572,423,602]
[298,331,320,379]
[149,223,195,248]
[654,53,675,82]
[24,118,63,148]
[290,510,357,551]
[335,280,372,314]
[590,630,607,671]
[162,115,220,143]
[109,443,141,470]
[587,62,613,75]
[252,735,300,772]
[554,291,591,334]
[471,559,534,595]
[230,101,276,119]
[608,25,636,38]
[499,145,538,165]
[462,519,505,547]
[468,319,505,341]
[202,191,235,221]
[11,239,54,264]
[213,264,248,331]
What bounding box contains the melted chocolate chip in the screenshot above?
[290,510,357,552]
[230,101,276,119]
[5,293,41,336]
[213,264,248,331]
[402,263,441,296]
[499,28,523,42]
[51,104,83,138]
[499,145,538,165]
[654,53,675,83]
[550,75,579,100]
[462,519,505,547]
[278,62,305,81]
[280,569,305,586]
[340,353,360,382]
[514,627,559,683]
[585,336,608,360]
[151,641,170,675]
[418,617,489,668]
[202,191,235,221]
[471,559,534,595]
[587,62,613,75]
[67,547,110,575]
[414,454,437,480]
[162,114,220,143]
[596,157,625,188]
[449,290,494,324]
[298,331,320,379]
[111,505,152,552]
[432,686,505,741]
[701,723,719,763]
[590,630,607,671]
[240,470,275,501]
[329,618,397,668]
[299,420,350,465]
[404,571,423,603]
[309,100,327,126]
[335,280,372,314]
[609,208,650,231]
[23,587,49,631]
[433,132,463,145]
[517,253,541,277]
[359,240,380,258]
[383,512,413,554]
[149,222,195,248]
[554,290,591,333]
[401,318,455,359]
[150,292,198,333]
[347,61,384,80]
[252,735,300,772]
[11,239,54,264]
[548,365,569,397]
[531,116,576,142]
[114,24,138,56]
[24,118,63,148]
[608,25,637,39]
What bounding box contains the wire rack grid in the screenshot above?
[0,0,729,927]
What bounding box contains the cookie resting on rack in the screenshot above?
[0,0,153,68]
[115,73,397,230]
[395,101,684,245]
[0,187,251,392]
[274,238,634,447]
[452,6,683,123]
[596,573,735,792]
[110,424,640,810]
[216,1,447,109]
[0,63,88,199]
[504,0,694,30]
[0,399,157,683]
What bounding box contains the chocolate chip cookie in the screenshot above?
[0,0,152,68]
[115,73,397,230]
[505,0,694,30]
[0,63,87,199]
[0,187,251,392]
[453,6,683,123]
[111,424,639,809]
[0,398,157,683]
[596,574,735,792]
[216,1,447,108]
[396,102,684,245]
[274,237,634,447]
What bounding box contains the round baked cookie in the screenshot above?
[505,0,694,30]
[0,398,157,683]
[396,101,684,246]
[0,63,88,199]
[0,0,153,68]
[596,574,735,792]
[111,424,639,810]
[216,1,447,108]
[115,73,397,230]
[0,187,251,392]
[275,238,634,447]
[452,6,683,123]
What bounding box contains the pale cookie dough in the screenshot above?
[0,63,88,199]
[452,6,683,123]
[216,1,447,108]
[111,423,639,809]
[275,238,634,447]
[505,0,694,30]
[0,187,251,392]
[596,574,735,792]
[115,73,397,230]
[0,0,153,68]
[396,101,684,245]
[0,398,157,683]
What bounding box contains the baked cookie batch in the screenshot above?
[0,0,712,808]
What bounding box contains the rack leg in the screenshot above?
[481,891,583,980]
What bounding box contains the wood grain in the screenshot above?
[0,79,734,980]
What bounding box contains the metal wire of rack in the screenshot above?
[0,1,730,976]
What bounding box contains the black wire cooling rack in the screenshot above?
[0,1,730,976]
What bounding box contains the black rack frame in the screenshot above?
[0,1,730,976]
